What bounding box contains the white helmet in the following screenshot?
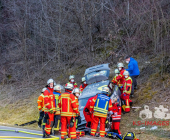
[82,77,86,82]
[47,78,54,85]
[54,84,61,91]
[42,88,47,93]
[123,71,129,76]
[69,75,75,80]
[65,83,73,90]
[102,87,110,93]
[72,88,80,94]
[114,69,120,74]
[117,63,124,68]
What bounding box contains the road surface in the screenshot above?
[0,125,97,140]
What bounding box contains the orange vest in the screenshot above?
[44,87,56,112]
[58,92,79,117]
[37,94,44,111]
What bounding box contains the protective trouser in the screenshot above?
[120,94,131,113]
[44,112,54,135]
[38,111,44,127]
[111,122,121,135]
[61,116,76,139]
[131,75,139,95]
[91,116,106,137]
[83,111,93,128]
[54,115,61,135]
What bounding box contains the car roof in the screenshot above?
[84,63,110,76]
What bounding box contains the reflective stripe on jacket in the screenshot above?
[123,77,132,94]
[58,92,79,117]
[37,94,44,111]
[44,88,56,112]
[116,69,125,87]
[111,103,121,122]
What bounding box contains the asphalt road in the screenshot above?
[0,125,97,140]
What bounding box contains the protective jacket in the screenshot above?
[90,94,112,118]
[123,77,132,95]
[65,82,78,89]
[116,68,125,87]
[79,83,88,93]
[111,103,121,122]
[53,91,61,115]
[58,91,79,117]
[126,57,140,76]
[37,94,44,111]
[112,76,120,86]
[44,87,55,112]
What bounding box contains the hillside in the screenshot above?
[0,0,170,139]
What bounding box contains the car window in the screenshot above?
[79,97,89,110]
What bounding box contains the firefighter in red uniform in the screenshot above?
[111,98,121,135]
[79,77,88,93]
[65,75,78,89]
[112,69,120,86]
[43,79,56,138]
[121,71,132,113]
[90,87,112,137]
[83,96,94,128]
[58,83,79,140]
[116,63,126,93]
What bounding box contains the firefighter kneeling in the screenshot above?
[58,83,80,140]
[90,87,112,137]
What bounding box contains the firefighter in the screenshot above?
[65,75,78,89]
[72,88,81,129]
[53,84,62,135]
[121,71,132,113]
[83,96,94,129]
[37,87,46,128]
[116,63,126,93]
[43,78,56,138]
[90,87,112,137]
[58,83,79,140]
[112,69,120,86]
[79,77,88,93]
[111,98,121,136]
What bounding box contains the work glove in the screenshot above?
[105,118,109,124]
[109,111,113,115]
[85,108,89,112]
[49,109,54,114]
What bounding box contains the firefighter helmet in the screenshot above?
[117,63,124,68]
[47,78,54,85]
[82,77,86,82]
[114,69,120,74]
[102,87,110,94]
[69,75,75,80]
[54,84,61,91]
[42,88,47,93]
[65,83,73,90]
[123,71,129,76]
[72,88,80,94]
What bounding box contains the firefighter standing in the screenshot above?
[58,83,79,140]
[90,87,112,137]
[65,75,78,89]
[37,88,46,128]
[112,69,120,86]
[111,98,121,135]
[79,77,88,93]
[43,79,56,138]
[121,71,132,113]
[72,88,81,129]
[116,63,126,93]
[53,84,62,135]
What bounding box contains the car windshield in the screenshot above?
[85,70,109,83]
[79,97,90,110]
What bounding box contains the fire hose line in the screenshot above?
[0,129,59,140]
